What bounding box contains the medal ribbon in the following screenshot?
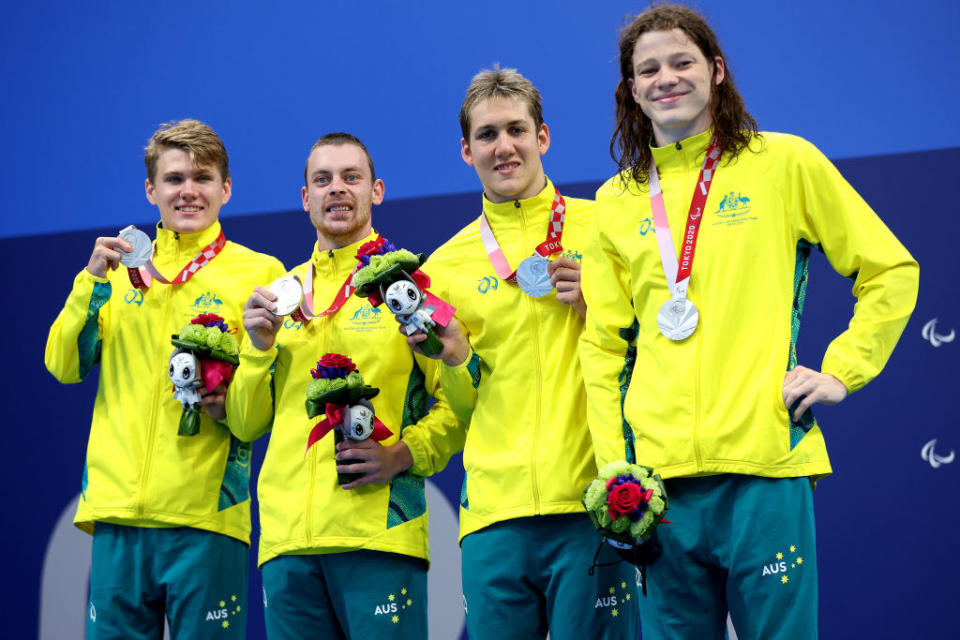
[479,187,566,282]
[648,137,721,299]
[127,230,227,290]
[290,235,382,324]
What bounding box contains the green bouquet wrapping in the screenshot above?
[350,238,455,358]
[583,461,668,542]
[583,461,668,581]
[168,314,239,436]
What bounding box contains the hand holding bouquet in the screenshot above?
[583,460,669,569]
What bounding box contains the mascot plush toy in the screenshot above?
[168,313,239,436]
[304,353,393,486]
[351,238,455,357]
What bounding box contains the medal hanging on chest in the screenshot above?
[648,137,722,341]
[480,188,566,297]
[119,225,227,290]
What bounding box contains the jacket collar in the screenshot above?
[650,128,715,174]
[311,229,379,275]
[152,221,223,274]
[481,177,558,227]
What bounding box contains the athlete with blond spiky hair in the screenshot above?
[45,119,285,639]
[400,67,640,640]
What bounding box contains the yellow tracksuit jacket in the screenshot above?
[404,180,631,541]
[580,130,919,480]
[45,221,285,542]
[226,232,462,567]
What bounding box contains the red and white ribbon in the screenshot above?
[648,138,722,299]
[127,230,227,290]
[479,187,566,282]
[290,236,385,324]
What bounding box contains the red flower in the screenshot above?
[607,482,646,520]
[355,237,387,260]
[191,313,225,326]
[318,353,356,372]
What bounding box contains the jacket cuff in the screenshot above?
[401,429,433,477]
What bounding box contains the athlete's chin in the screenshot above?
[162,215,216,235]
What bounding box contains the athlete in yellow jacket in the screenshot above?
[580,7,919,639]
[45,119,285,639]
[227,133,461,640]
[405,68,639,640]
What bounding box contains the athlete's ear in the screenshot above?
[461,138,475,167]
[713,56,725,85]
[537,123,550,156]
[220,177,232,206]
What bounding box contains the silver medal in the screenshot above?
[515,255,553,297]
[268,275,304,316]
[657,297,699,341]
[118,225,153,268]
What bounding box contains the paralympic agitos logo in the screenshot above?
[921,439,955,469]
[921,318,955,348]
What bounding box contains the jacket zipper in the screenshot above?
[138,237,179,516]
[305,255,332,546]
[518,203,543,513]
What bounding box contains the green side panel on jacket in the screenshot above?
[618,319,640,464]
[466,352,481,389]
[218,435,252,511]
[789,240,815,449]
[387,362,429,529]
[460,476,469,510]
[387,473,427,529]
[81,461,88,501]
[78,281,111,379]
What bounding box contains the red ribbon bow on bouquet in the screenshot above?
[305,402,393,453]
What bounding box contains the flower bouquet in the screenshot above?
[304,353,392,486]
[168,313,239,436]
[351,238,455,358]
[583,460,668,568]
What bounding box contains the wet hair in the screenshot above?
[611,3,758,185]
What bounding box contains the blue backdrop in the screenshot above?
[3,1,959,638]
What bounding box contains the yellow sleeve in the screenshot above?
[790,138,919,392]
[579,186,641,467]
[437,347,481,425]
[44,269,112,384]
[401,243,474,474]
[224,338,279,442]
[401,352,468,477]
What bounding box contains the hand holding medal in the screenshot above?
[480,187,568,298]
[546,256,586,318]
[86,225,148,278]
